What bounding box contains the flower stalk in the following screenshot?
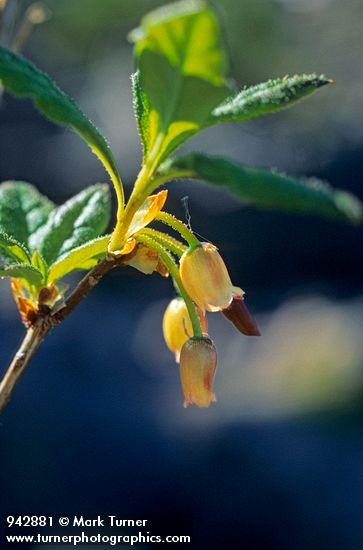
[135,233,203,338]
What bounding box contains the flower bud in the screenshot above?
[162,297,207,362]
[10,279,37,327]
[179,336,217,408]
[222,295,260,336]
[179,243,242,312]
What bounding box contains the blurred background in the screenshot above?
[0,0,363,548]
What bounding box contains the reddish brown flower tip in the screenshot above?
[222,295,260,336]
[179,336,217,408]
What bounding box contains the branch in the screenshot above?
[0,318,51,412]
[0,251,135,413]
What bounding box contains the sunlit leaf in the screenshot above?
[0,46,123,204]
[48,235,110,282]
[0,229,31,264]
[30,184,111,264]
[130,0,231,163]
[31,250,48,279]
[159,153,363,224]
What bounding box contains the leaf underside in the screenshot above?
[159,153,363,225]
[0,263,43,287]
[0,46,122,192]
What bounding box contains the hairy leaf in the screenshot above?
[31,250,48,279]
[48,235,110,282]
[159,153,363,224]
[0,47,123,201]
[0,181,54,249]
[0,263,43,286]
[130,0,231,163]
[0,229,31,264]
[131,71,151,158]
[30,184,111,265]
[210,74,331,124]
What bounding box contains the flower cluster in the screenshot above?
[163,242,260,408]
[109,187,259,409]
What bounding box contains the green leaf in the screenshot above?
[0,229,31,264]
[0,263,43,286]
[131,70,151,157]
[159,153,363,224]
[0,46,123,207]
[31,250,48,279]
[0,181,54,249]
[30,184,111,265]
[130,0,231,163]
[210,74,331,124]
[48,235,110,282]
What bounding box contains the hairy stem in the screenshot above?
[136,233,203,338]
[0,250,135,414]
[156,212,200,248]
[138,228,187,256]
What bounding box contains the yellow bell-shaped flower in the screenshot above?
[179,336,217,408]
[179,243,243,312]
[162,297,207,363]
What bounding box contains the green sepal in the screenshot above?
[29,184,112,265]
[48,235,110,282]
[159,153,363,225]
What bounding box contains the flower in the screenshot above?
[127,244,168,277]
[162,297,208,362]
[222,295,260,336]
[179,242,243,312]
[179,336,217,408]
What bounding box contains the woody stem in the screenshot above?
[0,250,136,414]
[0,318,51,413]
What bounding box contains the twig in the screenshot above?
[0,251,134,413]
[0,317,51,412]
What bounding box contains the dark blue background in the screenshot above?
[1,1,363,548]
